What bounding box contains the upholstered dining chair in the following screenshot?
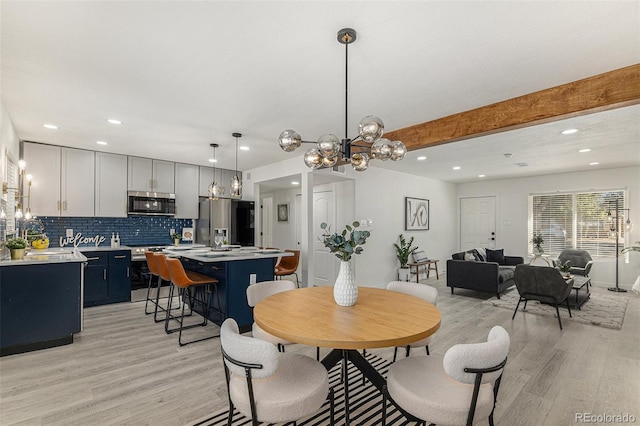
[275,249,301,287]
[556,249,594,277]
[383,325,510,426]
[246,280,297,353]
[220,318,334,426]
[513,264,573,330]
[386,281,438,362]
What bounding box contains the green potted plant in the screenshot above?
[6,237,28,260]
[394,234,417,282]
[557,259,571,278]
[531,233,544,254]
[171,232,182,246]
[320,221,371,306]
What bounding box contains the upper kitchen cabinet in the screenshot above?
[128,157,175,193]
[23,142,95,217]
[174,163,199,218]
[95,152,128,217]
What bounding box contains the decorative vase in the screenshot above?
[10,249,25,260]
[174,239,180,246]
[334,260,358,306]
[398,267,411,282]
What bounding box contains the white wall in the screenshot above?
[353,166,458,288]
[457,166,640,287]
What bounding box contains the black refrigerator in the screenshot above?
[197,198,255,247]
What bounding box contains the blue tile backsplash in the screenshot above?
[39,216,194,247]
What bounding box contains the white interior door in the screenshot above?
[313,190,335,286]
[261,196,274,248]
[295,194,302,249]
[460,196,496,251]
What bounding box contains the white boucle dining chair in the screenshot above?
[220,318,334,426]
[383,325,510,426]
[245,280,297,353]
[386,281,438,361]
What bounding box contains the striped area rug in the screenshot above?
[188,352,418,426]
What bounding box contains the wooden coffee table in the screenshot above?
[255,286,441,425]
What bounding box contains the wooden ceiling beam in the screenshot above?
[384,64,640,151]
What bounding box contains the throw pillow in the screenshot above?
[486,248,505,265]
[475,247,487,262]
[464,251,476,261]
[412,249,429,263]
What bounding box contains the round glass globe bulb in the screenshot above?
[390,141,407,161]
[371,138,393,160]
[351,153,370,171]
[317,134,341,158]
[321,155,338,167]
[358,116,384,143]
[278,129,302,152]
[304,148,324,169]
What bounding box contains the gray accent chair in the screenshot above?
[383,326,510,426]
[556,249,594,277]
[512,265,573,330]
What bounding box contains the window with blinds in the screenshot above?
[529,190,626,258]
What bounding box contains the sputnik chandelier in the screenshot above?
[278,28,406,171]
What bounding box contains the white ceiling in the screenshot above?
[2,1,639,184]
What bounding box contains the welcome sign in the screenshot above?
[60,232,107,248]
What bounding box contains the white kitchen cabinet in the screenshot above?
[22,143,94,217]
[174,163,199,218]
[95,152,128,217]
[128,157,175,193]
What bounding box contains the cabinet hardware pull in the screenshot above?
[63,201,67,211]
[86,257,100,261]
[114,255,126,259]
[127,267,130,277]
[211,266,220,270]
[103,269,107,280]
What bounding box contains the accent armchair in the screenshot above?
[556,249,594,277]
[512,264,573,329]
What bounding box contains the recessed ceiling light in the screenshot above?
[208,158,217,163]
[239,146,250,151]
[589,162,600,166]
[107,119,122,125]
[562,128,579,135]
[417,156,427,161]
[452,166,461,170]
[478,174,486,178]
[291,181,300,185]
[503,153,513,158]
[43,124,58,129]
[96,141,108,145]
[578,148,591,153]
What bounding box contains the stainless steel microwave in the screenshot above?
[127,191,176,216]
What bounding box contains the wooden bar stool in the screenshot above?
[164,257,223,346]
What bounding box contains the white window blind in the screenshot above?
[530,190,626,258]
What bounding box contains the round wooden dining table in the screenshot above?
[254,286,441,425]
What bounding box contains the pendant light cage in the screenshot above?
[230,133,242,197]
[208,143,225,200]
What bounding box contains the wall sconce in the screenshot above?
[2,159,33,220]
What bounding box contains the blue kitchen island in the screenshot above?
[0,248,87,356]
[164,247,293,332]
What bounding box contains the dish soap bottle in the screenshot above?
[114,233,120,248]
[110,233,116,248]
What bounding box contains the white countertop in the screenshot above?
[163,246,293,263]
[0,247,88,267]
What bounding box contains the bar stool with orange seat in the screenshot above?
[150,253,184,323]
[144,251,161,316]
[274,249,300,287]
[164,257,223,346]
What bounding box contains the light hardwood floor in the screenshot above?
[1,277,638,425]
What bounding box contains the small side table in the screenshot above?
[407,260,440,283]
[528,253,552,266]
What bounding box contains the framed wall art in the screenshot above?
[277,203,289,222]
[405,197,429,231]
